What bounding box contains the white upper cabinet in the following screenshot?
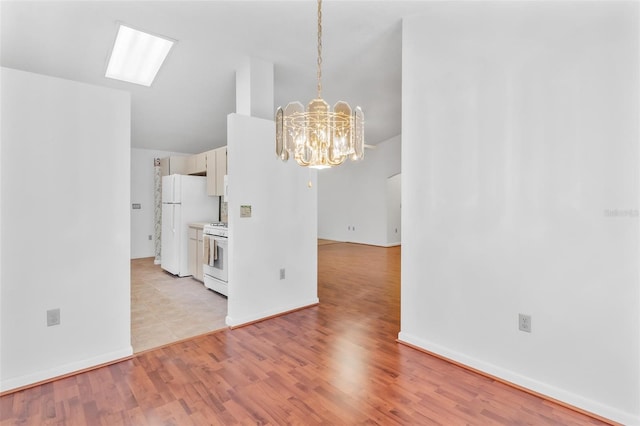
[206,146,227,196]
[160,156,188,176]
[186,152,207,176]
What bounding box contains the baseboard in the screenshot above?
[397,332,636,426]
[317,238,401,248]
[226,299,320,329]
[0,346,133,395]
[340,241,401,248]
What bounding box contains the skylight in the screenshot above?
[105,24,174,87]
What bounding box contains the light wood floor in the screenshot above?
[1,243,612,425]
[131,258,228,353]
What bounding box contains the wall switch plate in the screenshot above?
[240,205,252,218]
[47,308,61,327]
[519,314,531,333]
[280,268,285,280]
[148,235,152,241]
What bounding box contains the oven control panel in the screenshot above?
[204,223,228,238]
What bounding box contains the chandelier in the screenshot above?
[275,0,364,169]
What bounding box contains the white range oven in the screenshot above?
[203,222,228,296]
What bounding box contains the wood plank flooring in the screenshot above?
[1,243,612,425]
[317,239,342,246]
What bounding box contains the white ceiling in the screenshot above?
[1,1,430,154]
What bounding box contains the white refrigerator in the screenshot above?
[161,174,218,276]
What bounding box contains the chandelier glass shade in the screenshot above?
[275,0,364,169]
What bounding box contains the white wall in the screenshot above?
[130,148,189,259]
[236,57,274,120]
[226,113,318,326]
[386,173,401,245]
[400,3,640,424]
[0,68,132,391]
[318,135,401,246]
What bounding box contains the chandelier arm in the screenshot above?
[294,151,312,167]
[317,0,322,99]
[327,156,346,166]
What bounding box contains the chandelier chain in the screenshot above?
[317,0,322,98]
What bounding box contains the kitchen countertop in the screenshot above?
[188,222,210,229]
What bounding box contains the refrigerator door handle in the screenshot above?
[172,205,175,233]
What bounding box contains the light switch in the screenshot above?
[240,205,252,218]
[132,203,141,209]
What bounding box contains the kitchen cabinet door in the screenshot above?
[188,226,204,282]
[206,149,217,196]
[186,156,196,175]
[160,156,188,176]
[187,152,207,176]
[196,229,204,281]
[215,147,227,196]
[160,157,169,177]
[196,152,207,174]
[205,146,227,196]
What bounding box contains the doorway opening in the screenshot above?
[130,258,227,353]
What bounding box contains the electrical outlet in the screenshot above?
[519,314,531,333]
[47,308,61,327]
[280,268,285,280]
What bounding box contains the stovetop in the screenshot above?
[204,222,228,237]
[208,222,227,227]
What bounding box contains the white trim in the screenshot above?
[397,332,639,426]
[381,242,401,247]
[0,346,133,393]
[226,298,319,328]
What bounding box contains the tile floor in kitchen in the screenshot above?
[131,257,228,353]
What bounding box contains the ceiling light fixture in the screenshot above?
[105,24,174,87]
[275,0,364,169]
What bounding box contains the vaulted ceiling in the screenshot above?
[1,1,430,154]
